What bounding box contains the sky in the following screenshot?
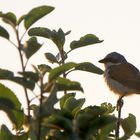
[0,0,140,139]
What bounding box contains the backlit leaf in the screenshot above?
[70,34,103,50]
[0,68,14,79]
[0,12,17,27]
[45,53,59,64]
[0,125,14,140]
[121,113,136,137]
[49,62,76,81]
[0,26,9,39]
[75,62,104,75]
[24,37,42,59]
[0,83,24,130]
[18,71,39,82]
[24,5,54,29]
[28,27,52,38]
[56,77,83,92]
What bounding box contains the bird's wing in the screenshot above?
[109,63,140,91]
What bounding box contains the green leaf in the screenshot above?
[75,62,104,75]
[0,26,9,39]
[17,14,26,25]
[18,71,39,82]
[0,68,14,79]
[49,62,77,81]
[0,69,35,90]
[42,84,58,115]
[121,113,136,137]
[0,125,14,140]
[28,27,52,38]
[12,77,35,90]
[101,102,115,114]
[62,96,85,116]
[0,83,24,130]
[24,37,42,59]
[38,64,52,75]
[70,34,103,50]
[45,53,59,64]
[135,132,140,137]
[0,12,17,27]
[24,5,54,29]
[45,114,72,131]
[60,93,76,110]
[56,77,83,92]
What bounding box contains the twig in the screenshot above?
[115,96,124,138]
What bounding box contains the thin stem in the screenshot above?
[37,76,44,140]
[115,96,124,138]
[15,28,31,123]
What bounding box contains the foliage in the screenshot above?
[0,5,139,140]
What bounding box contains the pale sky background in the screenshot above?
[0,0,140,139]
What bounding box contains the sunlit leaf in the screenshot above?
[0,26,9,39]
[0,83,24,130]
[24,37,42,59]
[56,77,83,92]
[0,12,17,27]
[45,53,59,64]
[74,62,104,75]
[24,5,54,29]
[70,34,103,50]
[49,62,76,81]
[28,27,52,38]
[121,113,136,137]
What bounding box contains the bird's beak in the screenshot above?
[98,58,107,63]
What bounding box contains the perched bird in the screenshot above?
[99,52,140,101]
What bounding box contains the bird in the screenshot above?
[99,52,140,101]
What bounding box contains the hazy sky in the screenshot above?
[1,0,140,139]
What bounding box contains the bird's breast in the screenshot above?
[104,69,133,96]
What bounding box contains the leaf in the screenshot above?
[135,132,140,137]
[0,69,35,90]
[49,62,77,81]
[0,12,17,27]
[74,62,104,75]
[0,68,14,79]
[56,77,83,92]
[17,14,26,25]
[24,5,54,29]
[0,83,24,130]
[62,96,85,116]
[60,93,76,110]
[12,77,35,90]
[42,84,58,115]
[0,26,9,39]
[24,37,42,59]
[121,113,136,137]
[38,64,52,75]
[18,71,39,82]
[28,27,52,38]
[45,114,72,131]
[0,125,14,140]
[70,34,103,50]
[45,53,59,64]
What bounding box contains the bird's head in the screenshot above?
[99,52,127,68]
